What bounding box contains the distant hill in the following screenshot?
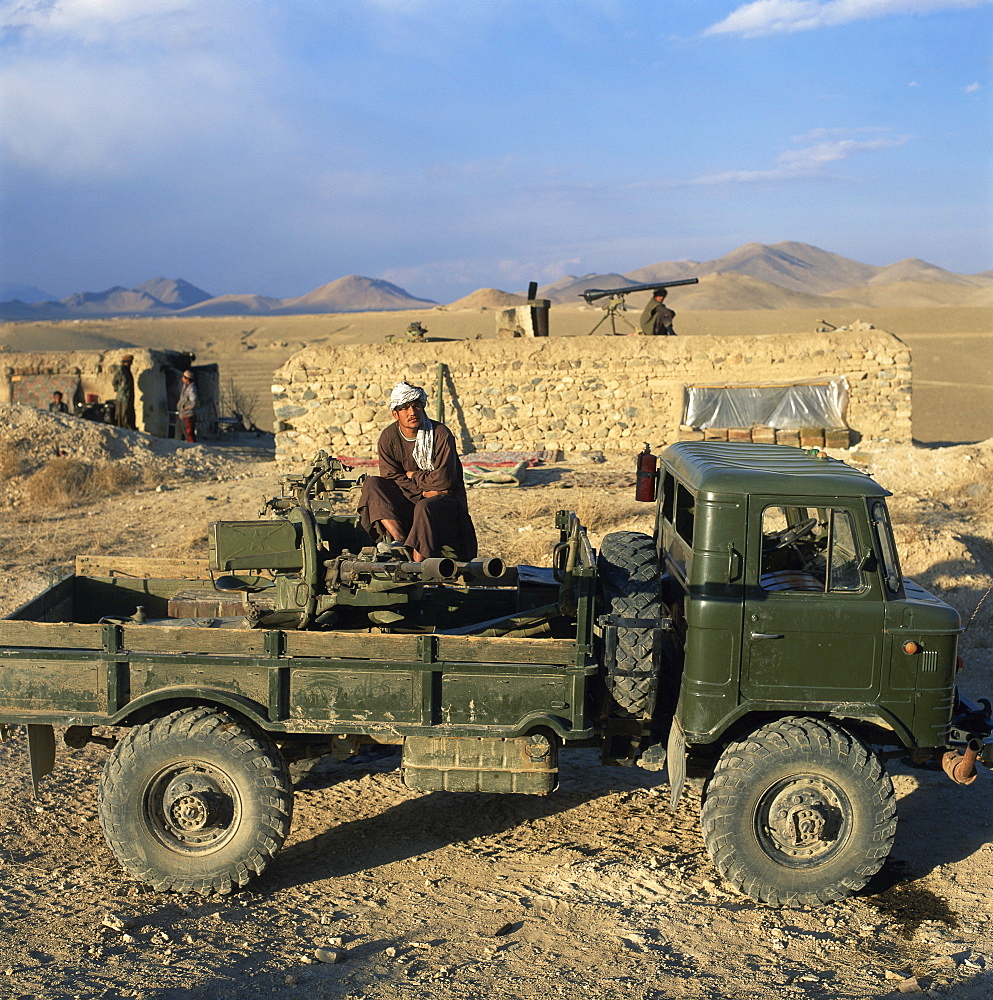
[135,277,212,308]
[276,275,435,314]
[444,288,529,309]
[866,259,984,287]
[59,287,165,315]
[657,272,855,311]
[177,293,283,316]
[823,279,993,308]
[0,282,55,303]
[0,274,435,320]
[529,241,991,309]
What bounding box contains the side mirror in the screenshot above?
[858,551,878,572]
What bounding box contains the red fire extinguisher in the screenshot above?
[635,443,658,502]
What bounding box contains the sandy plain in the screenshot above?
[0,302,990,1000]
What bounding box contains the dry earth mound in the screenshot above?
[443,288,530,309]
[0,405,261,511]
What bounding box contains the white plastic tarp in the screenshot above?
[683,379,848,430]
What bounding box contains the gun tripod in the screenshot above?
[586,294,639,336]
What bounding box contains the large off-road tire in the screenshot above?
[700,716,897,908]
[98,707,294,895]
[597,531,665,717]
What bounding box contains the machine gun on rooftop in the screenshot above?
[581,277,699,336]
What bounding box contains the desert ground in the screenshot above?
[0,304,990,1000]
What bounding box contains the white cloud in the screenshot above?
[685,129,910,184]
[964,81,983,92]
[0,51,255,176]
[0,0,284,178]
[0,0,221,44]
[703,0,993,38]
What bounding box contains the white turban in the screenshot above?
[389,381,428,411]
[389,381,434,471]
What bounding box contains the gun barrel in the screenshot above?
[337,556,459,584]
[581,277,699,304]
[457,557,506,580]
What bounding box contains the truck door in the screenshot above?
[742,497,883,703]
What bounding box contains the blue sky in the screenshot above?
[0,0,990,303]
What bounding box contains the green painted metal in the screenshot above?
[657,441,961,748]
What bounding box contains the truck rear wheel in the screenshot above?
[597,531,665,717]
[98,707,293,895]
[700,716,896,907]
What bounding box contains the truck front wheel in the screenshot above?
[700,717,896,907]
[98,707,293,895]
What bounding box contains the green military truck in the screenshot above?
[1,444,989,908]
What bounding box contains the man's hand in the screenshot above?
[421,490,448,498]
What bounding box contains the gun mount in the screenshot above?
[580,278,698,336]
[208,453,513,632]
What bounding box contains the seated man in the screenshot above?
[358,381,477,562]
[48,391,70,414]
[639,287,676,336]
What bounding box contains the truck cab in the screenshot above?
[653,441,961,752]
[591,440,991,907]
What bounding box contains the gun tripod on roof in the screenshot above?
[580,277,699,336]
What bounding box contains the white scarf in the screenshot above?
[411,413,435,472]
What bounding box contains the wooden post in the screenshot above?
[435,363,446,424]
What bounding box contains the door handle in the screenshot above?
[750,632,784,640]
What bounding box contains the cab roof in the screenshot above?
[661,441,891,499]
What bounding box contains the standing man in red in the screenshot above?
[358,381,477,562]
[178,369,199,442]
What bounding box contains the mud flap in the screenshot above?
[666,718,686,813]
[27,724,56,798]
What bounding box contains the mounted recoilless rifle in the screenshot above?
[581,276,699,304]
[581,277,699,335]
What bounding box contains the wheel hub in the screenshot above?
[168,789,220,832]
[759,777,846,862]
[146,767,238,852]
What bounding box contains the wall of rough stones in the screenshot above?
[271,327,912,464]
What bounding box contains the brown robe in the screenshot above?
[358,420,478,560]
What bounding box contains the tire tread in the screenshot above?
[700,716,897,908]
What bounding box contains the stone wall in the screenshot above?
[271,328,912,465]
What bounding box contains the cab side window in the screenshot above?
[760,506,864,594]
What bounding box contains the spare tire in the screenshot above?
[597,530,666,717]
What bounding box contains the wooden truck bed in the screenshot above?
[0,558,598,742]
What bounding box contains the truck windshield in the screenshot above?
[870,501,903,594]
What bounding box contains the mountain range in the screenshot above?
[2,242,990,320]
